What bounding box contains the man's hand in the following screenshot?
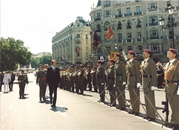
[122,82,126,85]
[101,83,104,85]
[113,84,116,87]
[137,83,142,88]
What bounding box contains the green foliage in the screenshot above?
[30,54,52,69]
[0,37,32,71]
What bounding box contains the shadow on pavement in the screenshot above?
[50,106,68,112]
[82,94,93,97]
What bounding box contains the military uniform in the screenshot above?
[114,54,126,109]
[126,51,141,114]
[74,67,80,94]
[96,61,105,102]
[69,65,75,92]
[86,66,92,91]
[107,59,116,106]
[36,67,47,101]
[18,71,28,98]
[78,64,85,94]
[141,49,157,120]
[91,67,97,92]
[164,48,179,129]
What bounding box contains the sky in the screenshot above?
[0,0,98,54]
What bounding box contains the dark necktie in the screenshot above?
[167,62,171,68]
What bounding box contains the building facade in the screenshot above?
[90,0,179,63]
[52,17,91,66]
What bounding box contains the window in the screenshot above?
[137,32,141,38]
[136,6,140,12]
[116,0,121,4]
[118,33,122,42]
[97,24,101,30]
[104,0,110,7]
[169,31,173,39]
[137,19,141,28]
[150,30,159,39]
[128,46,132,50]
[127,20,131,29]
[127,33,132,42]
[126,0,130,4]
[167,1,171,7]
[137,45,142,51]
[148,3,157,11]
[105,10,111,16]
[118,21,122,29]
[151,44,160,52]
[126,8,131,14]
[97,12,101,17]
[118,9,121,15]
[149,16,158,26]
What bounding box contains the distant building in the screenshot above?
[52,17,91,66]
[32,52,51,58]
[90,0,179,63]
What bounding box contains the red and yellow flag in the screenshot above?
[106,25,114,40]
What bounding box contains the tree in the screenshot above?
[0,37,32,71]
[30,57,40,69]
[39,54,52,65]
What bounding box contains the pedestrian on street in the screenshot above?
[18,69,28,98]
[126,50,141,115]
[141,49,157,121]
[3,71,11,93]
[96,60,105,102]
[0,72,3,92]
[86,65,92,91]
[164,48,179,130]
[9,71,15,91]
[46,60,60,107]
[36,64,47,102]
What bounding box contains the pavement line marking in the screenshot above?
[9,103,14,110]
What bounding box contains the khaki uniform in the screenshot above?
[96,66,105,102]
[106,65,116,105]
[18,73,28,98]
[36,70,47,101]
[164,59,179,125]
[141,58,157,119]
[114,60,126,109]
[126,59,141,113]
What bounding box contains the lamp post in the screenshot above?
[159,5,179,49]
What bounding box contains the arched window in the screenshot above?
[127,20,131,29]
[149,16,158,26]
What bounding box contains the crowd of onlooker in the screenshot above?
[0,71,15,93]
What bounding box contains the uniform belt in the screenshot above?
[40,78,46,80]
[129,74,136,77]
[116,74,122,76]
[143,75,152,78]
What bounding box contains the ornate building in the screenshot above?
[52,17,91,66]
[90,0,179,63]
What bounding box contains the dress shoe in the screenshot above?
[51,104,56,107]
[143,116,150,120]
[110,104,116,107]
[120,107,126,111]
[128,111,135,114]
[165,123,174,128]
[148,118,155,121]
[134,112,139,116]
[50,101,53,104]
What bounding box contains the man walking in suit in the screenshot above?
[46,60,60,107]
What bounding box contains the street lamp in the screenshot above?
[159,5,179,49]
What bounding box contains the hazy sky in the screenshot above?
[1,0,98,54]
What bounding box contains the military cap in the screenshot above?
[108,59,115,63]
[76,66,79,69]
[70,65,74,68]
[168,48,177,54]
[115,53,120,57]
[97,60,102,64]
[143,49,152,54]
[128,50,135,55]
[93,66,97,69]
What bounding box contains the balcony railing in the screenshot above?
[95,17,101,21]
[150,36,159,39]
[148,7,157,12]
[149,22,158,26]
[115,14,123,18]
[124,13,132,17]
[126,26,131,29]
[117,26,122,30]
[136,25,141,28]
[104,15,110,18]
[137,38,142,41]
[126,38,132,42]
[135,0,142,2]
[96,29,101,32]
[126,1,130,4]
[104,4,110,7]
[115,3,121,6]
[134,12,142,15]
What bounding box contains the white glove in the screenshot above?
[101,83,104,85]
[125,84,128,89]
[137,83,141,88]
[177,87,179,95]
[113,84,116,87]
[151,86,157,91]
[122,82,126,85]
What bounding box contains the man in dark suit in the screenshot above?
[46,60,60,107]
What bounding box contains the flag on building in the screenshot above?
[106,25,114,40]
[93,31,100,51]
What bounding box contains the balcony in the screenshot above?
[149,22,158,26]
[126,38,132,42]
[115,14,123,18]
[95,17,101,21]
[148,7,158,12]
[135,0,142,2]
[104,4,110,7]
[115,3,121,6]
[117,26,122,30]
[137,38,142,42]
[126,1,130,4]
[150,36,159,39]
[104,15,110,18]
[136,25,141,28]
[134,12,142,15]
[124,13,132,17]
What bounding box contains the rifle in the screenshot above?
[161,96,169,124]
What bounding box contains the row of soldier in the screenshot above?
[35,48,179,130]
